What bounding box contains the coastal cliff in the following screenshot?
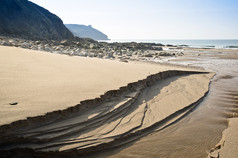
[0,0,73,40]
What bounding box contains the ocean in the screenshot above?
[101,39,238,49]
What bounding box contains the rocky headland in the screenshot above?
[65,24,109,40]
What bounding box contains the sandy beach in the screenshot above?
[0,45,214,157]
[0,46,176,125]
[0,44,237,158]
[0,0,237,157]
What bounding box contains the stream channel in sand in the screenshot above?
[93,50,238,158]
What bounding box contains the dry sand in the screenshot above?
[0,46,193,125]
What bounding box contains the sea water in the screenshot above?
[101,39,238,49]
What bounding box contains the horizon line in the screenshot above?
[107,38,238,40]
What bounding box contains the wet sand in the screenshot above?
[101,69,237,158]
[159,48,238,158]
[91,48,238,158]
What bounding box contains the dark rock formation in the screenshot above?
[0,0,74,40]
[1,36,184,61]
[65,24,109,40]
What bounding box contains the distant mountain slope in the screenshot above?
[0,0,73,40]
[65,24,109,40]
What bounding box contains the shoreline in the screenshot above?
[101,39,238,50]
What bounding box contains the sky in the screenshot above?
[29,0,238,40]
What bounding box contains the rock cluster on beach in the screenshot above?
[0,36,184,61]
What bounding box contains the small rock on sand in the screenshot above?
[9,102,18,105]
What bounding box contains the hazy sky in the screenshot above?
[30,0,238,39]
